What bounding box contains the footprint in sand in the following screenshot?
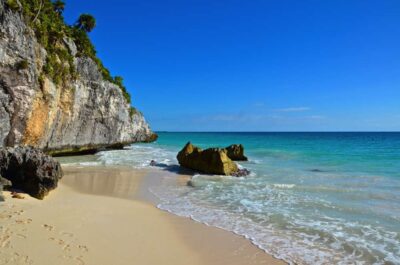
[0,234,11,248]
[47,230,88,263]
[60,251,86,264]
[12,252,33,265]
[0,212,13,220]
[62,244,72,252]
[47,237,65,246]
[16,234,27,239]
[13,210,25,216]
[42,224,54,231]
[78,245,89,252]
[57,239,65,246]
[61,254,74,260]
[15,218,32,225]
[75,255,85,265]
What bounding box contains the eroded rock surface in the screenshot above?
[0,146,63,199]
[177,142,239,175]
[0,0,155,154]
[224,144,248,161]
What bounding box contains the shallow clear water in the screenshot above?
[59,132,400,264]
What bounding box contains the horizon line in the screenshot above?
[154,131,400,133]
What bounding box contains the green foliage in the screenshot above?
[52,0,65,15]
[71,28,131,103]
[129,107,138,118]
[16,0,76,86]
[75,13,96,32]
[71,27,95,57]
[16,59,29,70]
[42,45,76,85]
[71,28,113,81]
[11,0,131,104]
[113,76,131,104]
[5,0,20,11]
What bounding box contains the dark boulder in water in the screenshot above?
[177,142,238,175]
[0,146,63,199]
[224,144,248,161]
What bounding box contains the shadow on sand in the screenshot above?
[150,162,197,176]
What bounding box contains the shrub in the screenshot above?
[75,14,96,32]
[13,0,132,104]
[16,0,76,85]
[16,59,29,70]
[5,0,20,11]
[113,76,131,104]
[129,107,138,118]
[52,0,65,15]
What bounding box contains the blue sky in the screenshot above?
[64,0,400,131]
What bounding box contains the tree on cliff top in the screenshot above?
[75,14,96,32]
[52,0,65,15]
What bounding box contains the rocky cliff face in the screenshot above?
[0,0,155,155]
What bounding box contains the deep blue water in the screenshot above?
[63,132,400,264]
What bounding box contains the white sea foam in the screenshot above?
[271,183,296,189]
[149,166,400,265]
[154,186,400,264]
[65,141,400,265]
[248,159,262,164]
[61,161,102,167]
[96,145,177,169]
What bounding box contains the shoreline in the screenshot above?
[0,165,285,265]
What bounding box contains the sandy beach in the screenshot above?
[0,166,285,265]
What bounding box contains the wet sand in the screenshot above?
[0,166,285,265]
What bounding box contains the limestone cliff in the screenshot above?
[0,0,156,155]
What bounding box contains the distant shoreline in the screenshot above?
[155,131,400,133]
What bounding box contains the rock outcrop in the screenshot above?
[0,173,11,187]
[224,144,248,161]
[231,168,251,177]
[143,133,158,143]
[0,174,9,201]
[0,146,63,199]
[0,0,155,154]
[177,142,239,175]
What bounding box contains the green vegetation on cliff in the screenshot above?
[4,0,132,104]
[75,13,95,32]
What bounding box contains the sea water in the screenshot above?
[60,132,400,264]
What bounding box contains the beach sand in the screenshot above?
[0,166,285,265]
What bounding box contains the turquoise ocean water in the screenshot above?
[61,132,400,264]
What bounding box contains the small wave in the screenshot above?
[57,139,400,265]
[61,161,101,167]
[271,183,296,189]
[96,144,176,169]
[150,167,400,265]
[248,159,262,164]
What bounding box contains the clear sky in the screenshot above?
[63,0,400,131]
